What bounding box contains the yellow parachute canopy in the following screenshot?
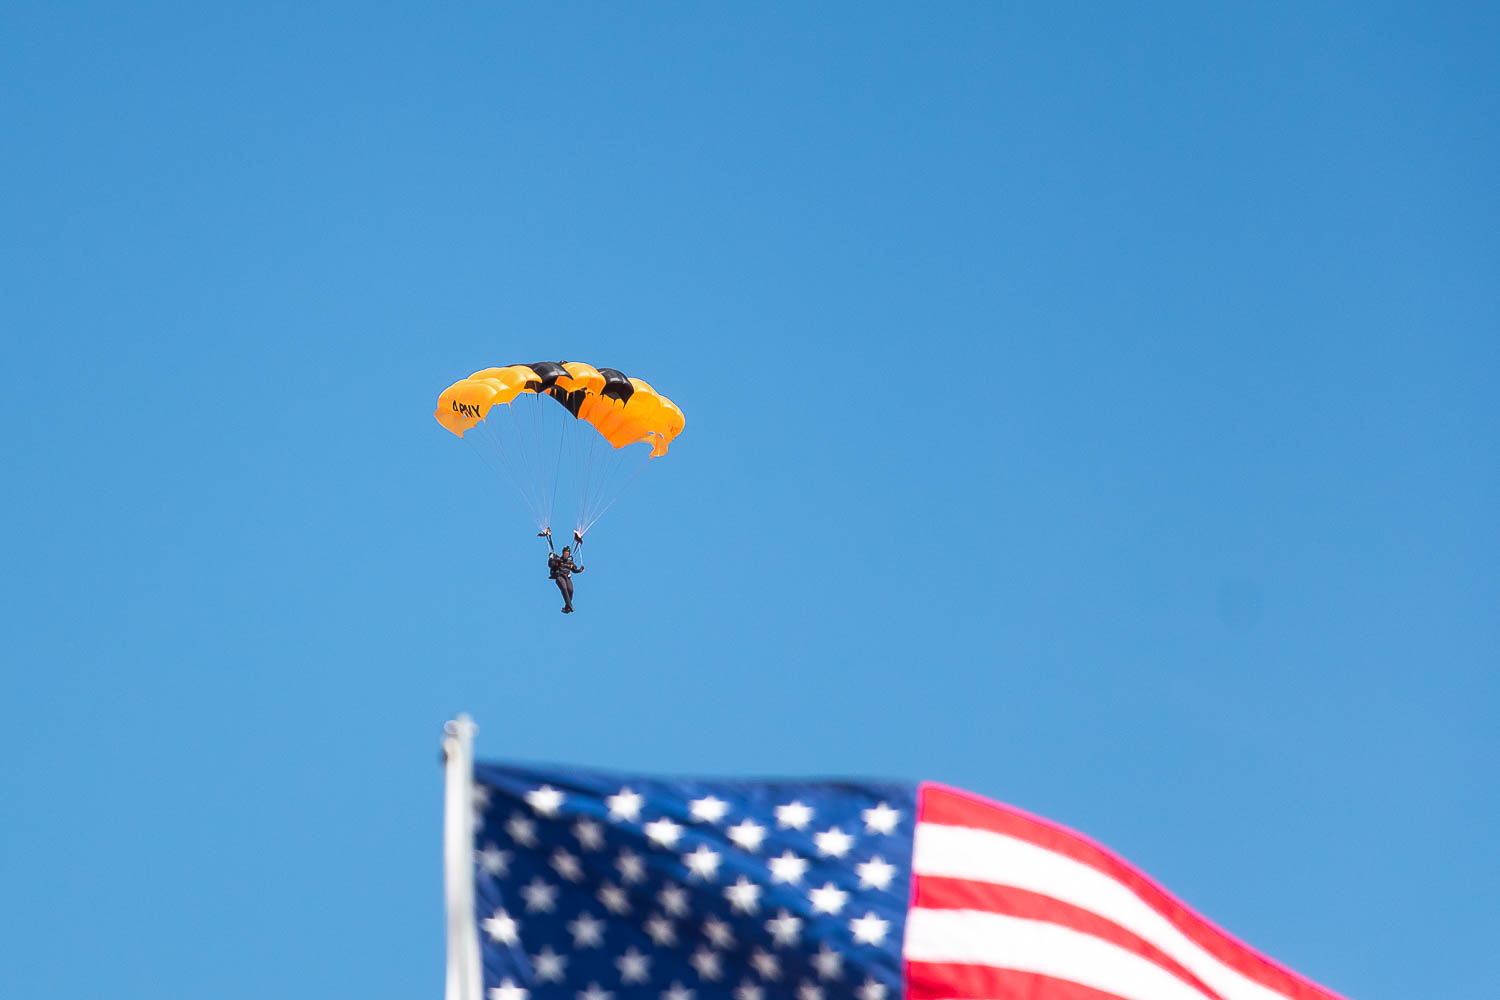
[434,361,684,458]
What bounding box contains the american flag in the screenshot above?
[446,749,1345,1000]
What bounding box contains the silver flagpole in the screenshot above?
[443,715,482,1000]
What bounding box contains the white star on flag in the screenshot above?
[766,909,803,947]
[811,943,843,980]
[661,981,694,1000]
[644,816,684,848]
[775,801,814,830]
[750,948,780,980]
[813,827,854,858]
[848,911,889,945]
[471,783,491,810]
[482,909,519,944]
[808,882,849,914]
[567,911,605,948]
[526,785,565,817]
[617,947,651,983]
[856,979,887,1000]
[723,875,762,913]
[727,818,767,851]
[797,982,824,1000]
[657,883,690,916]
[550,848,583,882]
[690,795,729,822]
[532,946,567,983]
[682,844,721,880]
[520,877,557,913]
[644,914,677,947]
[855,855,896,890]
[489,978,527,1000]
[690,948,723,981]
[606,787,644,822]
[596,881,630,915]
[477,844,511,876]
[573,818,605,851]
[768,850,808,884]
[615,848,647,885]
[734,983,764,1000]
[702,915,735,949]
[861,802,900,834]
[577,983,613,1000]
[505,815,538,848]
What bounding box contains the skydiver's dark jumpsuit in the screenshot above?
[548,552,583,612]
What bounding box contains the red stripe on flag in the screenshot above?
[917,783,1345,1000]
[913,876,1226,1000]
[908,960,1156,1000]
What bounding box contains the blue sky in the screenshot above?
[1,3,1495,998]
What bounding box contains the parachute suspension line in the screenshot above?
[462,431,518,516]
[578,466,643,537]
[573,427,594,537]
[507,395,551,532]
[572,427,593,537]
[466,413,543,528]
[527,392,546,531]
[501,400,546,530]
[577,445,653,538]
[518,392,553,533]
[582,434,620,537]
[502,408,543,528]
[549,398,567,536]
[543,395,561,527]
[578,429,606,537]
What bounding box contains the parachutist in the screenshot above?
[548,545,584,614]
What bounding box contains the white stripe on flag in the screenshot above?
[906,907,1217,1000]
[913,822,1291,1000]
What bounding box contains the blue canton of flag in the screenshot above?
[472,763,916,1000]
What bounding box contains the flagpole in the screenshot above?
[443,715,482,1000]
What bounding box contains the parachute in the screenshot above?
[434,361,684,540]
